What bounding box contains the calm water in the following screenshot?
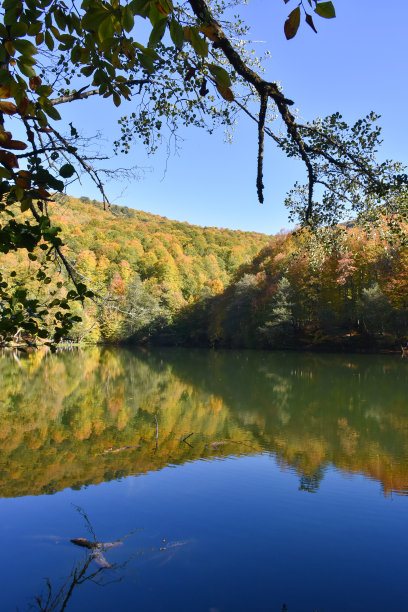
[1,347,408,611]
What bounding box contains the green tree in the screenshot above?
[123,273,162,339]
[258,276,295,347]
[358,284,392,337]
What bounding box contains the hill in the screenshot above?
[0,195,272,342]
[164,225,408,350]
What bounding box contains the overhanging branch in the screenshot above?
[187,0,316,215]
[50,79,150,106]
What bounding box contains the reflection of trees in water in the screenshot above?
[1,347,408,496]
[298,467,326,493]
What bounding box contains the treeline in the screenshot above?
[0,195,270,343]
[159,226,408,350]
[2,195,408,349]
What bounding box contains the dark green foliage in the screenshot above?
[258,277,295,347]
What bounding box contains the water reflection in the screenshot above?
[31,507,132,611]
[1,347,408,498]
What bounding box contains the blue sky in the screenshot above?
[65,1,408,234]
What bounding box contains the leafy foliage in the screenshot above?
[284,0,335,39]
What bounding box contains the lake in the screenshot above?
[1,347,408,611]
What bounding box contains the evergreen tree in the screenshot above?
[258,277,295,348]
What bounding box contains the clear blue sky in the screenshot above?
[65,1,408,234]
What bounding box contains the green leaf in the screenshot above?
[208,64,231,87]
[54,9,67,31]
[130,0,150,18]
[98,17,115,41]
[4,7,18,26]
[16,59,36,78]
[43,103,61,120]
[44,30,54,50]
[20,198,32,212]
[80,65,95,77]
[284,6,301,39]
[122,5,134,32]
[149,2,167,27]
[139,52,155,72]
[0,167,12,179]
[59,163,75,178]
[35,85,53,96]
[148,19,167,48]
[170,19,184,49]
[189,28,208,58]
[27,21,43,36]
[314,2,336,18]
[10,22,29,37]
[70,45,81,63]
[158,0,173,14]
[216,84,234,102]
[14,39,38,57]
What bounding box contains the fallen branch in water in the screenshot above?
[206,440,252,450]
[102,445,139,455]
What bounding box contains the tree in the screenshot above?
[1,0,407,343]
[258,276,295,347]
[358,283,392,337]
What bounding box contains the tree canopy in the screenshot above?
[0,0,407,344]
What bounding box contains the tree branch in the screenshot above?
[257,92,268,203]
[49,79,150,106]
[187,0,316,213]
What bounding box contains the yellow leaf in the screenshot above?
[0,86,11,99]
[5,41,15,56]
[200,25,219,42]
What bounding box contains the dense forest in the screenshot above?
[2,196,408,350]
[0,195,270,343]
[168,225,408,351]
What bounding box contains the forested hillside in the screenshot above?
[0,195,271,343]
[166,225,408,350]
[3,195,408,350]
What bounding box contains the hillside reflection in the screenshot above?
[1,347,408,497]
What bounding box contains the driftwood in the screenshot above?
[206,440,252,450]
[102,445,139,454]
[71,538,123,568]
